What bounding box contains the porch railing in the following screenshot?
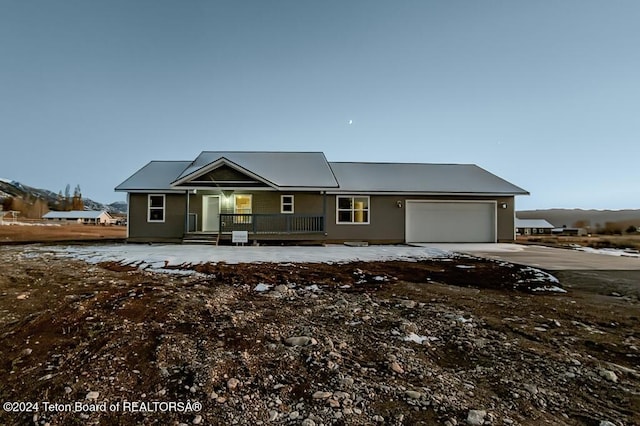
[219,214,325,234]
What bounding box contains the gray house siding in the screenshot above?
[127,192,515,243]
[128,193,186,242]
[325,195,515,243]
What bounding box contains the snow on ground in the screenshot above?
[39,243,451,271]
[0,221,61,227]
[574,246,640,258]
[411,243,529,253]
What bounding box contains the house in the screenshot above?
[515,218,555,235]
[43,210,113,225]
[552,227,588,236]
[115,151,529,244]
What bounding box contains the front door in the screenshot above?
[202,196,220,232]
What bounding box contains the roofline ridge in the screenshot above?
[328,161,476,166]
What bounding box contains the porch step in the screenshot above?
[182,234,219,245]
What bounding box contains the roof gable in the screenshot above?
[172,157,277,188]
[173,152,339,188]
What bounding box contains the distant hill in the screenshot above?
[517,209,640,231]
[0,178,127,216]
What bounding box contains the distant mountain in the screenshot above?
[517,209,640,230]
[0,178,127,215]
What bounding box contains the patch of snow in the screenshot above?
[575,247,640,258]
[0,221,61,227]
[304,284,321,292]
[403,333,430,344]
[0,177,12,183]
[519,266,560,283]
[531,286,567,293]
[41,244,451,273]
[455,265,475,269]
[254,283,272,292]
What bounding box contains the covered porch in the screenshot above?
[182,190,327,242]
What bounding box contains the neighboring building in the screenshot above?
[552,227,588,236]
[43,210,113,225]
[115,151,529,244]
[515,218,555,235]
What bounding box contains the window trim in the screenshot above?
[336,195,370,225]
[281,195,294,214]
[147,194,166,223]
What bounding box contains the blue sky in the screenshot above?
[1,1,638,209]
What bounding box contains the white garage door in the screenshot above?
[406,201,496,243]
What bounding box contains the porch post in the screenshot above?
[322,191,327,232]
[185,190,189,234]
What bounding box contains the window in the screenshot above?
[281,195,294,214]
[234,194,252,223]
[148,194,165,222]
[337,196,369,224]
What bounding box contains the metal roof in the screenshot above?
[115,161,192,192]
[43,210,110,219]
[115,153,529,196]
[515,218,555,228]
[174,152,339,188]
[329,162,529,195]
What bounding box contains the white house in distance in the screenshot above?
[43,210,113,225]
[515,218,555,235]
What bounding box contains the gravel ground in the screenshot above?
[0,245,638,426]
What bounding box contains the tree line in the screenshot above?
[1,183,84,219]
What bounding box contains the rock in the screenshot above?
[523,384,538,395]
[289,411,299,420]
[405,390,422,399]
[227,378,241,390]
[600,370,618,383]
[192,415,202,424]
[312,391,333,399]
[400,300,417,309]
[85,391,99,400]
[268,410,278,422]
[466,409,486,425]
[21,348,33,356]
[373,415,385,422]
[599,422,616,426]
[284,336,315,346]
[327,398,340,408]
[389,361,404,374]
[301,419,316,426]
[340,377,354,388]
[274,284,290,294]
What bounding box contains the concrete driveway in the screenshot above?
[419,243,640,270]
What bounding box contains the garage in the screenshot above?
[406,200,496,243]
